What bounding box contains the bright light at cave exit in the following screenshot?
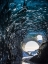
[37,35,43,41]
[25,41,39,51]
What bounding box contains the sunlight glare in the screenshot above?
[25,41,39,51]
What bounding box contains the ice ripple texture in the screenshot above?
[0,0,48,64]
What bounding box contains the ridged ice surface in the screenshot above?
[0,0,48,64]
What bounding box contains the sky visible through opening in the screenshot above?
[25,41,39,51]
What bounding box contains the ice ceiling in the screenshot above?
[8,0,48,37]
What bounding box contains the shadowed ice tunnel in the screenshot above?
[0,0,48,64]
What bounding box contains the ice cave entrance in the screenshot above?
[37,35,43,41]
[25,41,39,52]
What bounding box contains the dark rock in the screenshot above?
[30,41,48,63]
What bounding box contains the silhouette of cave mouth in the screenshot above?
[29,41,48,63]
